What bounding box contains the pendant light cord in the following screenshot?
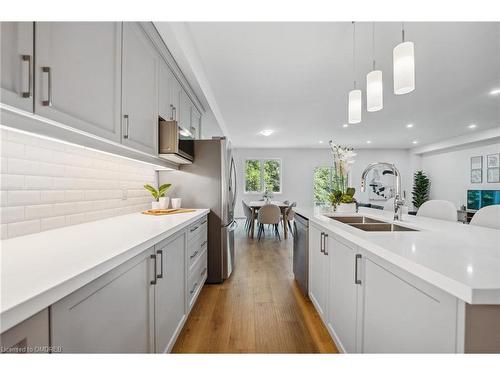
[352,21,356,89]
[372,22,376,70]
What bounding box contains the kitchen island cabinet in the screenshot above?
[298,207,500,353]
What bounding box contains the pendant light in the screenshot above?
[366,23,383,112]
[348,22,362,124]
[393,22,415,95]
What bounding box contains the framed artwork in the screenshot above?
[470,156,483,183]
[487,153,500,183]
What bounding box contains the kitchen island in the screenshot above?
[1,209,209,353]
[295,207,500,353]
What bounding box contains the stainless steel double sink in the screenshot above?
[325,215,418,232]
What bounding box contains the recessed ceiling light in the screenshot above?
[412,140,419,144]
[468,124,477,129]
[406,123,414,128]
[342,124,349,128]
[259,129,274,136]
[318,140,324,144]
[366,140,372,144]
[490,88,500,96]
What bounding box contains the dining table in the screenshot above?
[247,201,290,239]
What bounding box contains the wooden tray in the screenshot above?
[142,208,197,216]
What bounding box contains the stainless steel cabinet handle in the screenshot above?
[150,254,157,285]
[41,67,52,106]
[324,233,329,255]
[189,282,198,295]
[173,106,177,121]
[123,115,129,139]
[200,240,207,248]
[21,55,32,98]
[355,254,362,285]
[156,250,163,279]
[200,267,207,277]
[170,104,174,120]
[190,250,199,259]
[201,219,207,225]
[190,225,199,233]
[320,232,325,254]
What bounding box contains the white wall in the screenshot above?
[0,126,157,239]
[233,147,416,217]
[419,140,500,208]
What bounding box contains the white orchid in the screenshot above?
[328,141,357,193]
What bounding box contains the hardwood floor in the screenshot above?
[172,221,338,353]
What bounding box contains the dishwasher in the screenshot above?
[293,213,309,295]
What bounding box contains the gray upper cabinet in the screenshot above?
[170,74,182,123]
[0,22,34,112]
[179,90,192,135]
[51,247,155,353]
[121,22,159,155]
[34,22,122,143]
[159,59,173,121]
[154,232,186,353]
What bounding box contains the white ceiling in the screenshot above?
[172,22,500,149]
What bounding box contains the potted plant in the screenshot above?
[144,183,172,210]
[328,141,357,213]
[412,170,430,210]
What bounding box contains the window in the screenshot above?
[313,166,334,204]
[244,159,282,193]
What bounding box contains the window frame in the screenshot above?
[244,158,283,194]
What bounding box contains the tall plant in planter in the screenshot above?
[412,170,430,209]
[328,141,357,212]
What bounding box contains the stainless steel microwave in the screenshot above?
[158,120,195,164]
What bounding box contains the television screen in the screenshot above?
[467,190,500,210]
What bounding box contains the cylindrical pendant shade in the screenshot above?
[366,70,383,112]
[348,89,362,124]
[393,41,415,95]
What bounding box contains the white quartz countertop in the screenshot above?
[0,209,209,333]
[295,207,500,305]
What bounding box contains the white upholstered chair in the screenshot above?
[470,205,500,230]
[257,204,281,241]
[417,200,458,222]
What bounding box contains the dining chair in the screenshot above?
[470,205,500,230]
[282,202,297,237]
[417,200,458,222]
[257,204,281,241]
[242,201,254,235]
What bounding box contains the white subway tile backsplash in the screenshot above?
[1,174,25,189]
[0,206,25,223]
[8,190,40,205]
[1,127,158,239]
[8,220,41,237]
[41,216,66,231]
[25,204,53,219]
[25,176,54,189]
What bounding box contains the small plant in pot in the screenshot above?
[328,141,357,213]
[144,183,172,210]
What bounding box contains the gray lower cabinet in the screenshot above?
[51,248,155,353]
[0,22,34,112]
[34,22,122,143]
[121,22,159,155]
[0,309,49,353]
[154,232,186,353]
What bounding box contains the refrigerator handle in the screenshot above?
[230,157,237,210]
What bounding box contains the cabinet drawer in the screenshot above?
[188,235,208,270]
[187,249,207,309]
[187,216,208,243]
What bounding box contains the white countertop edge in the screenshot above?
[296,207,499,305]
[0,209,209,333]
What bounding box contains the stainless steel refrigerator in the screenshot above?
[160,138,237,283]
